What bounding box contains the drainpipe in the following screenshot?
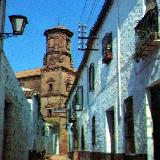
[117,0,122,118]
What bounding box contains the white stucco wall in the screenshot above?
[0,49,31,159]
[67,1,160,160]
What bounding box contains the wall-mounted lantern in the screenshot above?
[0,15,28,39]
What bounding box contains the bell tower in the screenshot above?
[40,26,75,155]
[43,26,73,69]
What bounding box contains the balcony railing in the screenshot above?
[135,6,160,60]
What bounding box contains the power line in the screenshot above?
[86,0,99,26]
[72,0,90,53]
[79,0,89,23]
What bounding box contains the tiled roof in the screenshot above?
[16,68,42,78]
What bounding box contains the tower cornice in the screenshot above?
[41,66,76,75]
[46,50,71,57]
[44,26,73,37]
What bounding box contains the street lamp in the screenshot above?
[0,15,28,39]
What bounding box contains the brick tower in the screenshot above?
[41,26,75,155]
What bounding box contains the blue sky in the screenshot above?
[4,0,104,72]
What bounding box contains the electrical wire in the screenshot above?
[86,0,99,26]
[79,0,89,23]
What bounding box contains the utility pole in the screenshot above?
[78,24,87,51]
[78,24,98,51]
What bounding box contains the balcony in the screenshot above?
[135,6,160,60]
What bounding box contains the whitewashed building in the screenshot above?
[0,0,57,159]
[66,0,160,160]
[24,88,59,157]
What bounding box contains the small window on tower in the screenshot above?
[47,109,52,117]
[66,38,70,50]
[48,83,53,91]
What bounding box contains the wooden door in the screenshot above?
[150,85,160,160]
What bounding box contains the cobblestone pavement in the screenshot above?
[45,155,69,160]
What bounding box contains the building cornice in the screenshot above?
[41,66,76,75]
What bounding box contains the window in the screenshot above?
[102,33,112,64]
[68,106,76,123]
[76,86,83,111]
[81,126,85,150]
[47,108,52,117]
[48,83,53,91]
[124,97,135,154]
[72,95,77,111]
[47,78,55,92]
[89,63,95,91]
[92,116,96,146]
[65,75,72,92]
[68,108,72,123]
[66,38,70,50]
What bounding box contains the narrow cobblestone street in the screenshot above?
[45,155,68,160]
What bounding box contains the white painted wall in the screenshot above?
[67,1,160,160]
